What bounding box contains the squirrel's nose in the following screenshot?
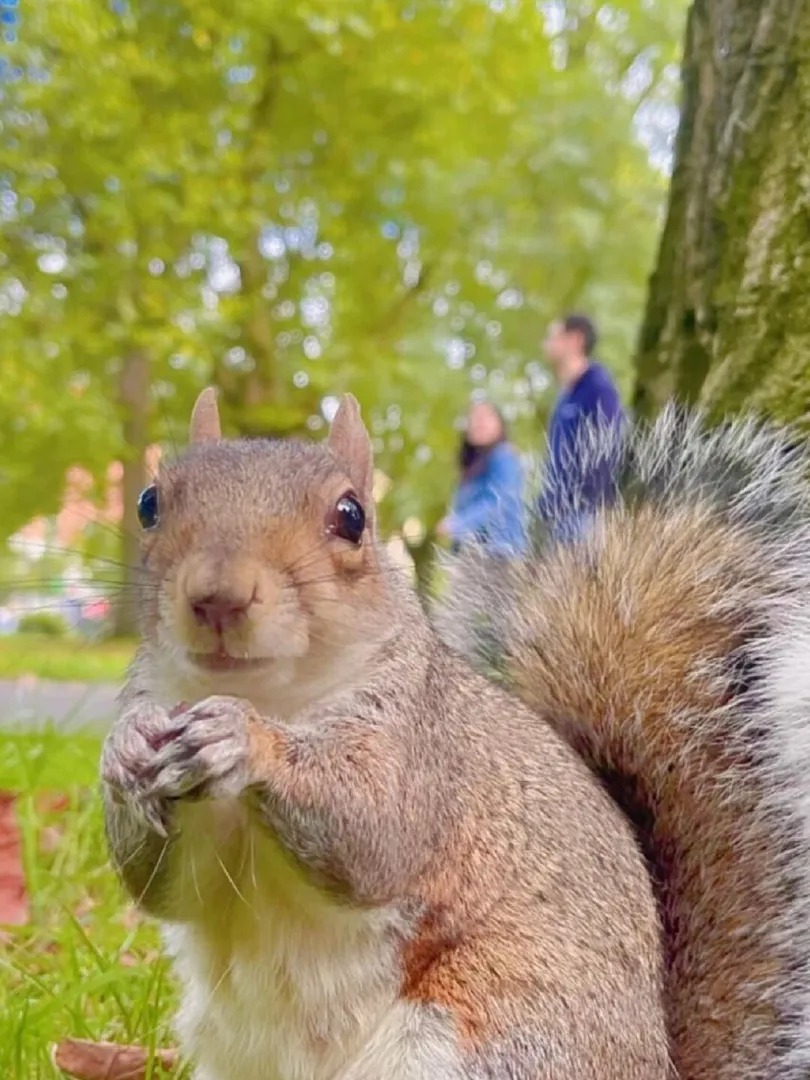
[189,589,256,633]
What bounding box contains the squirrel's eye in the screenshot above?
[330,493,365,545]
[137,485,160,530]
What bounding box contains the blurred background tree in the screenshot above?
[633,0,810,423]
[0,0,685,622]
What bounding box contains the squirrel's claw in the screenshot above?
[141,696,252,803]
[138,798,170,841]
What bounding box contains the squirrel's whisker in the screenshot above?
[100,394,806,1080]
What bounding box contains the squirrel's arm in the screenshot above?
[101,653,180,917]
[103,783,174,917]
[141,688,433,905]
[104,660,436,914]
[242,707,429,903]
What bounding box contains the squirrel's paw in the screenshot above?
[101,702,181,838]
[143,696,255,806]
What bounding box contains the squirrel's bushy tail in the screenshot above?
[435,407,810,1080]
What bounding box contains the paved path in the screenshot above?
[0,679,118,731]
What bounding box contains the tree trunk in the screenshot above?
[633,0,810,424]
[215,246,321,439]
[405,532,439,600]
[114,350,150,639]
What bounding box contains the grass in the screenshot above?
[0,729,181,1079]
[0,635,136,683]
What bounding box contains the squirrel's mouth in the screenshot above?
[188,650,272,673]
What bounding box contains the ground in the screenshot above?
[0,730,181,1079]
[0,635,135,684]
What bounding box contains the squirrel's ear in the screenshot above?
[328,394,374,508]
[190,387,221,444]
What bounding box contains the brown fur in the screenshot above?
[438,408,810,1080]
[504,507,780,1078]
[102,391,668,1078]
[104,393,810,1080]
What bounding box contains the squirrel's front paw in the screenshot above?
[101,701,182,838]
[143,696,255,806]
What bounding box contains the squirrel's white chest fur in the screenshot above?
[161,801,461,1080]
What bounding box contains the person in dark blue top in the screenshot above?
[539,313,625,539]
[438,401,526,554]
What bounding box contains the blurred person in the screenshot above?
[438,401,525,554]
[539,313,625,538]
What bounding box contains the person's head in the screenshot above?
[459,401,506,475]
[466,401,506,448]
[544,313,597,384]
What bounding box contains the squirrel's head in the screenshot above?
[137,388,394,716]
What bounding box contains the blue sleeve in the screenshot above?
[539,411,574,521]
[583,376,622,423]
[574,376,625,505]
[493,453,527,552]
[447,451,526,551]
[540,376,625,526]
[447,484,500,540]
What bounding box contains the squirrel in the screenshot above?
[101,388,810,1080]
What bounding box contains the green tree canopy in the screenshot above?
[1,0,685,554]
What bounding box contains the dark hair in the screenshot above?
[458,402,507,475]
[563,313,597,357]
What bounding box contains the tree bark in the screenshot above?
[114,350,150,639]
[633,0,810,424]
[405,531,439,600]
[214,245,324,440]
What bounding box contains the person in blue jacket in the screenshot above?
[438,401,525,554]
[539,313,625,539]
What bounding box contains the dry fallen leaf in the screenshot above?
[119,905,141,932]
[73,893,97,920]
[36,791,71,815]
[0,792,28,927]
[52,1039,178,1080]
[39,824,64,855]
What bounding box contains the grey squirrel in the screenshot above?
[101,388,810,1080]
